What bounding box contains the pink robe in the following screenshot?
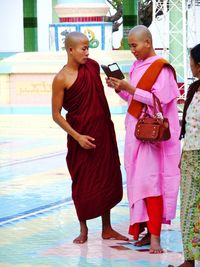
[118,55,180,226]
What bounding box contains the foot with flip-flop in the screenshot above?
[134,232,164,254]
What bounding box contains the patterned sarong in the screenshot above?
[180,149,200,260]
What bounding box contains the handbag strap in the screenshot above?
[153,94,163,115]
[142,94,163,117]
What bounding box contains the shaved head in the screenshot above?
[128,25,155,60]
[64,31,89,65]
[65,32,88,51]
[128,25,152,44]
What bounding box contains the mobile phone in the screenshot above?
[101,63,125,80]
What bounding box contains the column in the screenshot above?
[23,0,38,51]
[123,0,138,49]
[169,0,186,84]
[52,0,59,23]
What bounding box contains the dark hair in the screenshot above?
[190,43,200,64]
[180,43,200,140]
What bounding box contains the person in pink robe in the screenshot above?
[106,25,180,253]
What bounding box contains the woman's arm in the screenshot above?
[106,77,154,106]
[107,67,179,107]
[116,90,130,102]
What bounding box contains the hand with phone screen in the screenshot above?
[101,63,125,80]
[102,63,135,94]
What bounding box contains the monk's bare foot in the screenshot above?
[149,234,163,254]
[168,260,195,267]
[73,233,88,244]
[102,228,129,241]
[134,233,150,247]
[74,220,88,244]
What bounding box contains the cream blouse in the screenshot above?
[183,91,200,151]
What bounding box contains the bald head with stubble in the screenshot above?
[128,25,155,60]
[65,32,88,52]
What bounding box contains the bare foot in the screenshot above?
[102,228,129,241]
[149,234,163,254]
[73,233,88,244]
[134,233,150,247]
[74,220,88,244]
[168,260,195,267]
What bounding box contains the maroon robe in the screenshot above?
[62,58,123,221]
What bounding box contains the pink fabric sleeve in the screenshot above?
[133,67,180,106]
[116,90,130,102]
[133,89,153,106]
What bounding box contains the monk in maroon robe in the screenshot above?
[52,32,128,244]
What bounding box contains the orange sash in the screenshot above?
[128,58,176,119]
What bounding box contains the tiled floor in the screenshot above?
[0,112,199,267]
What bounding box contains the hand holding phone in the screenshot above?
[101,63,125,80]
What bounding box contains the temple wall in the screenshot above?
[0,50,133,112]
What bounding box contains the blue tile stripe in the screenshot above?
[0,151,66,168]
[0,182,127,228]
[0,198,72,227]
[0,52,17,59]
